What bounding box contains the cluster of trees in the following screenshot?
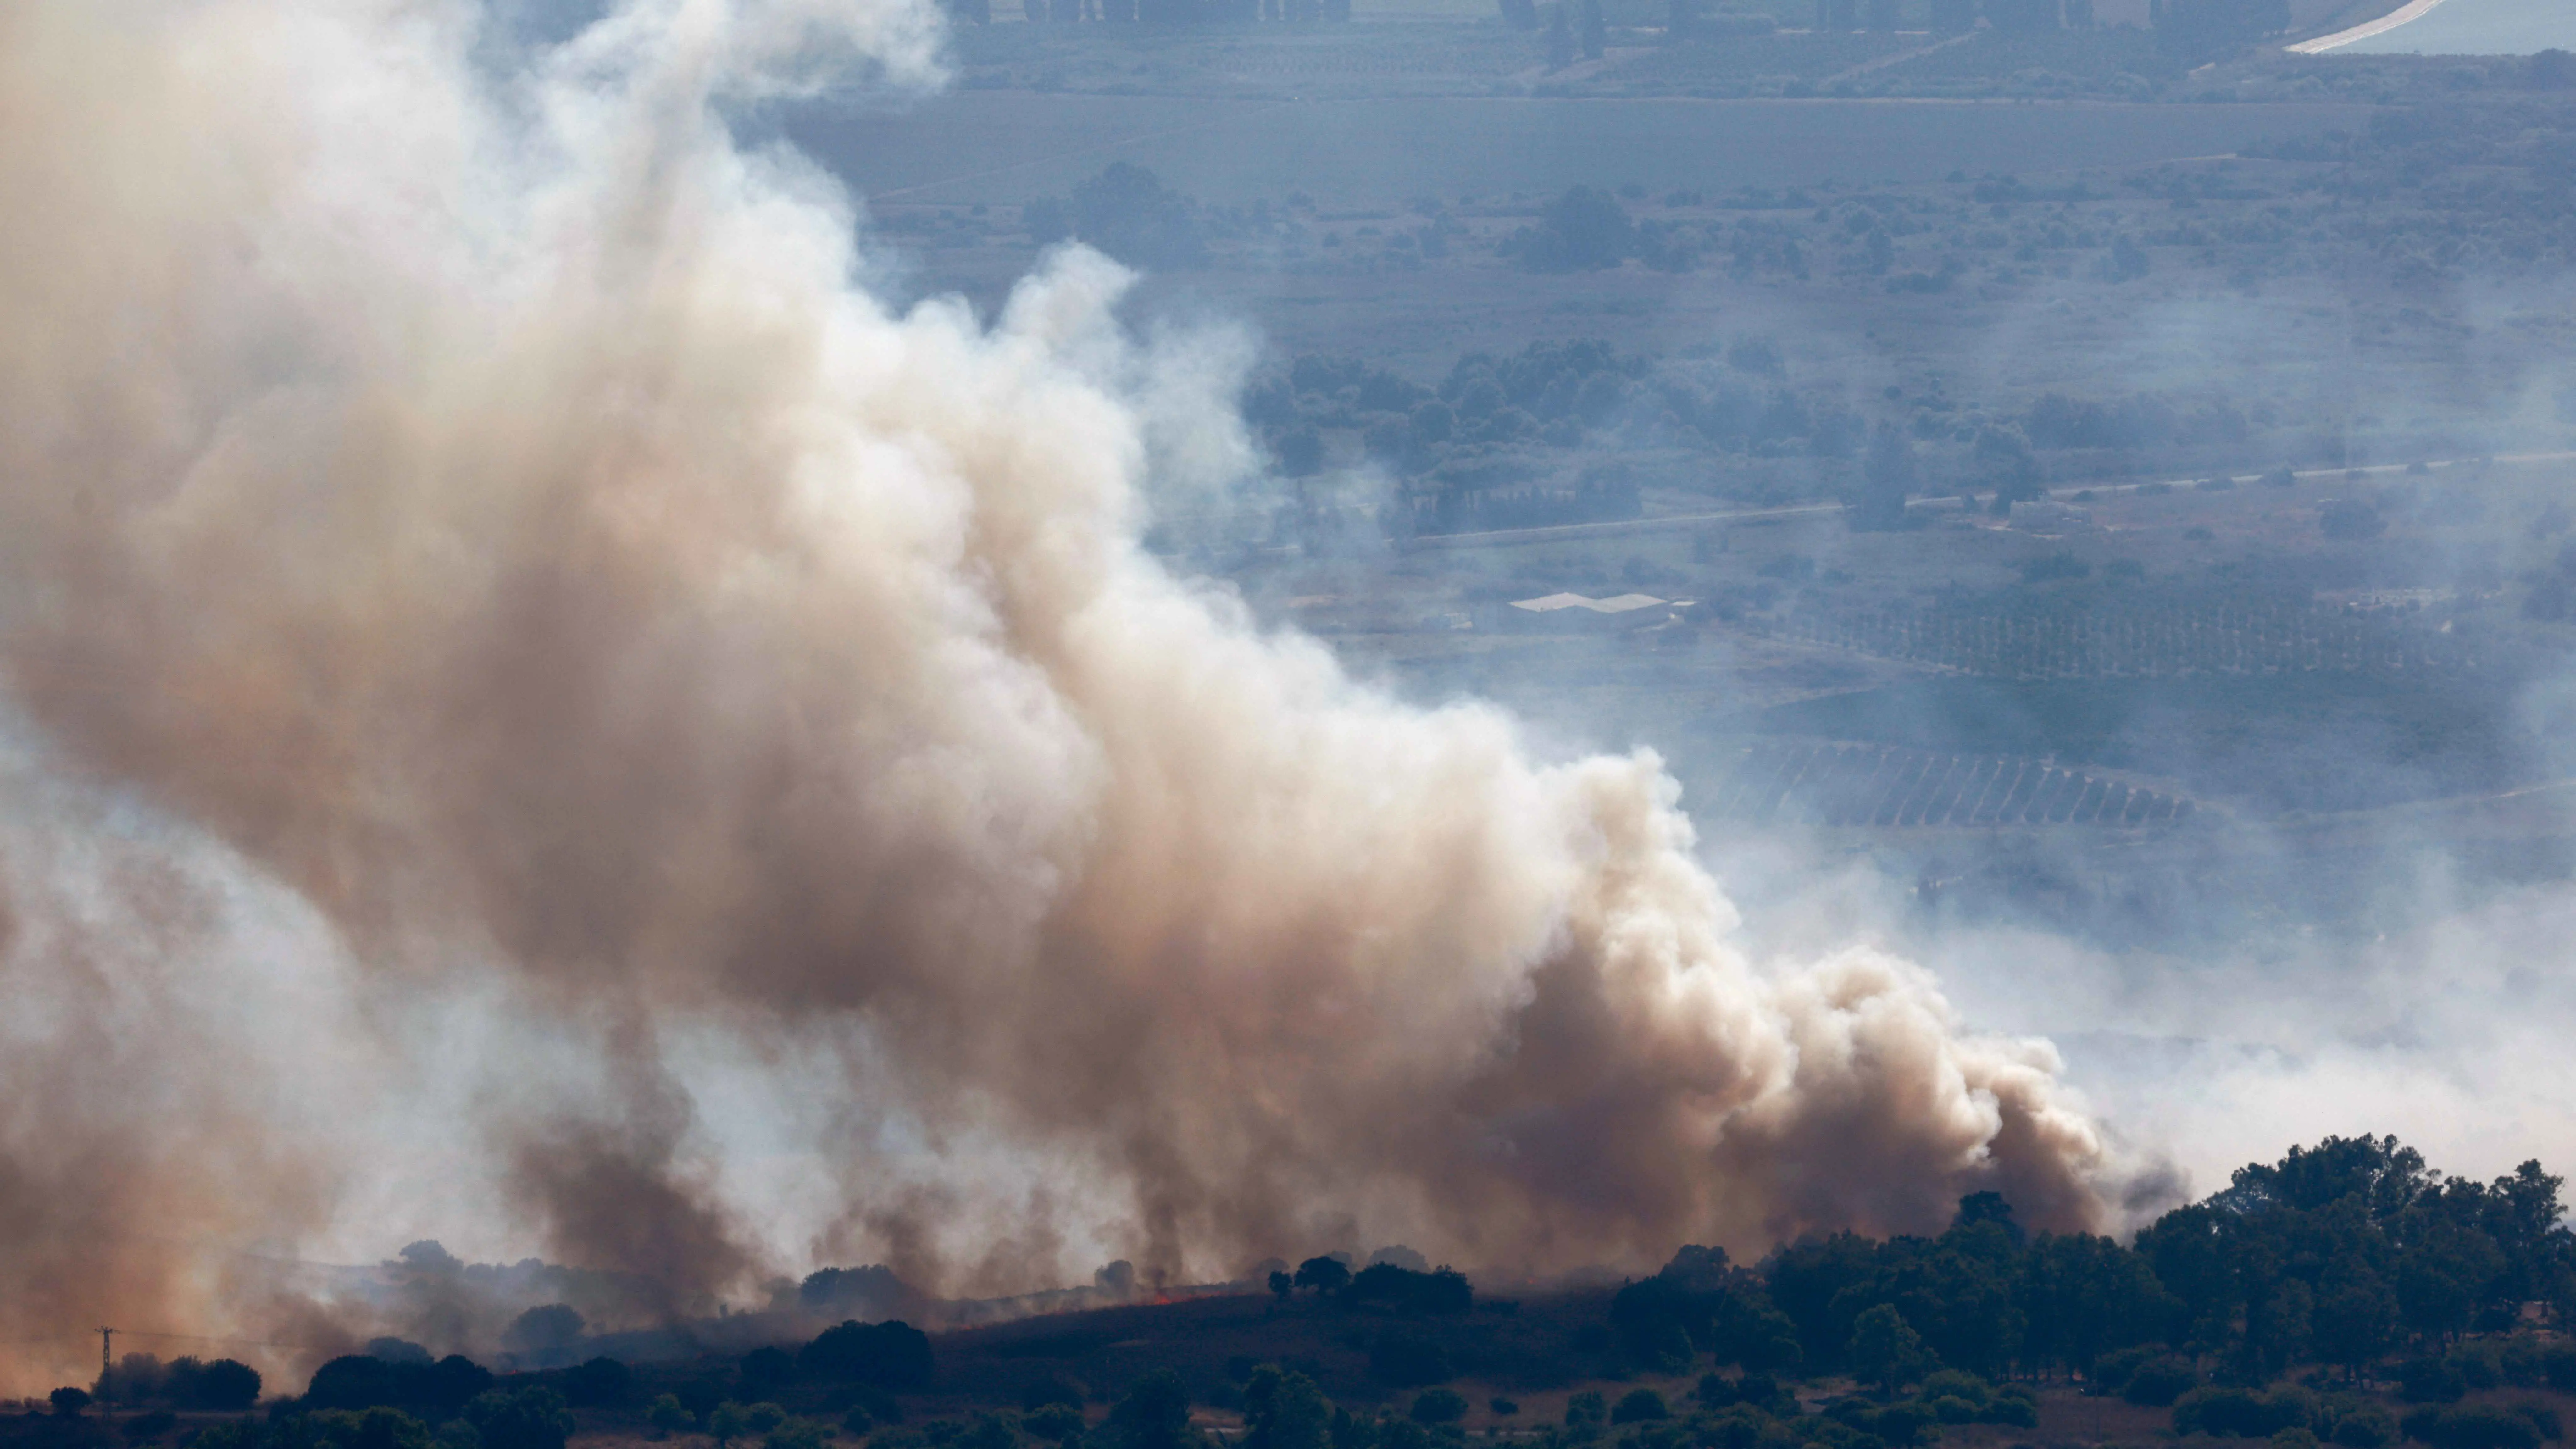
[1608,1138,2576,1400]
[1245,330,1856,492]
[179,1386,576,1449]
[1024,166,1204,270]
[87,1355,264,1412]
[1268,1259,1475,1316]
[1500,188,1695,274]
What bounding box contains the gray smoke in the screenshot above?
[0,0,2118,1393]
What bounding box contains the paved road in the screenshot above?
[2316,0,2576,53]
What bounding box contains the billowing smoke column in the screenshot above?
[0,0,2109,1391]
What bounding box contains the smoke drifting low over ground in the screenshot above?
[0,0,2127,1392]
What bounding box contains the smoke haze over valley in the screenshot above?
[6,0,2576,1426]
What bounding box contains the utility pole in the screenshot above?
[99,1327,113,1383]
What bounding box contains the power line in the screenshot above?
[0,1327,338,1353]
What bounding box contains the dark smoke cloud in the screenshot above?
[0,0,2121,1391]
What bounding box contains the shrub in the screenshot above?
[2279,1432,2322,1449]
[2407,1404,2543,1449]
[189,1360,264,1412]
[764,1423,830,1449]
[1979,1398,2038,1429]
[2337,1408,2399,1447]
[1566,1392,1607,1430]
[2401,1359,2469,1405]
[1611,1391,1668,1425]
[2123,1356,2198,1407]
[2544,1343,2576,1392]
[648,1396,695,1438]
[1928,1396,1978,1425]
[1916,1372,1988,1406]
[1411,1391,1468,1426]
[464,1388,575,1449]
[2174,1386,2309,1438]
[1489,1400,1519,1417]
[1020,1407,1081,1443]
[2090,1346,2160,1396]
[1873,1402,1937,1448]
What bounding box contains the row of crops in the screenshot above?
[1708,741,2194,829]
[1746,598,2478,680]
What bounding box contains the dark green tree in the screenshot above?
[1293,1256,1350,1292]
[1852,424,1916,531]
[465,1388,575,1449]
[1243,1367,1330,1449]
[1849,1304,1930,1396]
[1110,1371,1195,1449]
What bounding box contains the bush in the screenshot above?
[193,1360,263,1412]
[1873,1403,1937,1448]
[1979,1398,2038,1429]
[2407,1404,2544,1449]
[2401,1359,2469,1405]
[2544,1343,2576,1393]
[1345,1265,1474,1315]
[464,1388,575,1449]
[764,1422,830,1449]
[1928,1397,1978,1425]
[2336,1408,2399,1448]
[1566,1392,1607,1430]
[2124,1357,2198,1407]
[1916,1372,1988,1406]
[649,1397,695,1438]
[2174,1386,2310,1438]
[1021,1406,1082,1443]
[1410,1391,1468,1426]
[1611,1391,1669,1425]
[1697,1376,1738,1411]
[2279,1432,2322,1449]
[1490,1399,1519,1417]
[1507,187,1634,272]
[2090,1346,2160,1396]
[800,1322,935,1391]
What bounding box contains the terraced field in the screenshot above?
[1745,597,2481,680]
[1707,740,2195,828]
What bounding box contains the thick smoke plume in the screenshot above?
[0,0,2111,1391]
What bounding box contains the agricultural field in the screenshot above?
[788,92,2378,208]
[777,18,2576,953]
